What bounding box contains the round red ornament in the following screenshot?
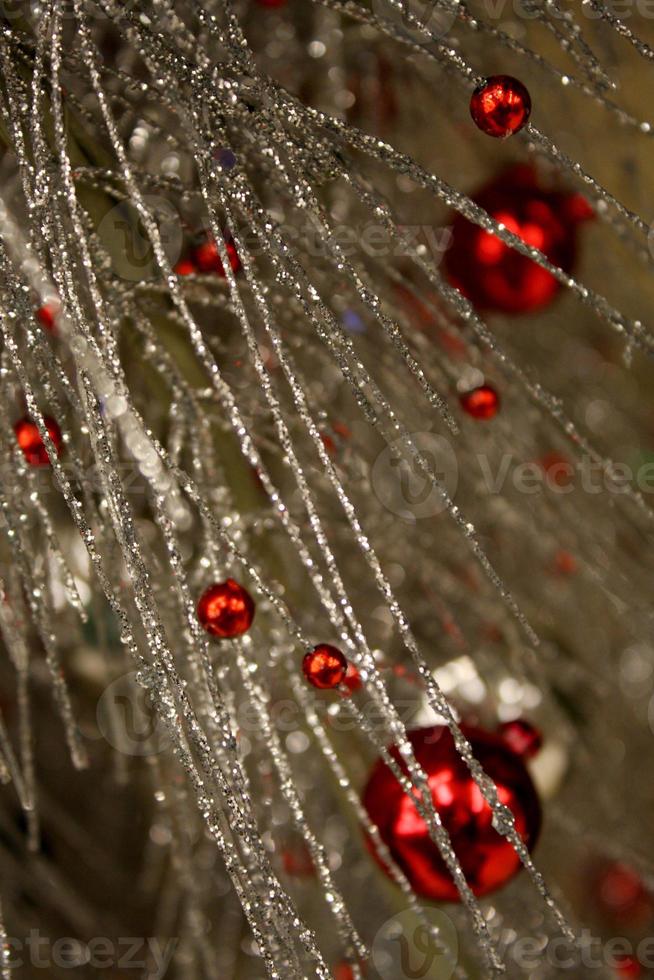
[37,303,59,333]
[470,75,531,138]
[303,645,347,690]
[193,236,241,277]
[14,416,63,467]
[197,579,255,638]
[174,259,196,277]
[256,0,287,6]
[460,384,500,420]
[498,718,543,759]
[445,166,592,314]
[362,725,541,901]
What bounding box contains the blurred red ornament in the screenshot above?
[37,303,59,333]
[553,549,577,575]
[539,451,574,489]
[343,662,362,694]
[615,955,642,978]
[596,862,653,926]
[460,384,500,420]
[470,75,531,138]
[193,236,241,277]
[174,259,196,276]
[362,725,541,901]
[197,579,255,638]
[303,645,347,690]
[334,965,363,980]
[14,416,62,467]
[282,843,315,878]
[256,0,287,7]
[445,166,592,314]
[498,719,543,759]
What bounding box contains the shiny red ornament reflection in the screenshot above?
[14,416,63,467]
[197,579,255,638]
[470,75,531,138]
[303,645,347,690]
[193,236,241,277]
[460,384,500,420]
[498,718,543,759]
[362,725,541,901]
[444,166,592,315]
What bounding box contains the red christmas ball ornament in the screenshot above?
[342,662,362,694]
[470,75,532,138]
[14,416,63,467]
[197,579,255,638]
[174,259,197,277]
[615,955,642,979]
[460,384,500,420]
[256,0,287,7]
[498,718,543,759]
[37,302,59,333]
[303,645,348,690]
[596,862,653,926]
[444,166,592,314]
[193,236,241,277]
[362,725,541,901]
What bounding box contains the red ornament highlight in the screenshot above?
[303,645,348,690]
[197,579,255,638]
[460,384,500,420]
[174,259,196,277]
[362,725,541,901]
[14,416,63,467]
[193,236,241,277]
[37,303,59,333]
[445,166,591,314]
[498,718,543,759]
[470,75,531,138]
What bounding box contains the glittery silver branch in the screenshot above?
[0,1,652,977]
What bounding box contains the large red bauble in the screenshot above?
[444,165,592,314]
[470,75,531,138]
[362,725,541,902]
[197,579,255,638]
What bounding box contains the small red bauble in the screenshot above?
[362,725,541,902]
[470,75,531,138]
[14,416,63,467]
[256,0,287,6]
[445,166,592,314]
[197,579,255,638]
[37,303,58,333]
[460,384,500,420]
[303,645,347,690]
[343,662,362,694]
[498,719,543,759]
[193,237,241,277]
